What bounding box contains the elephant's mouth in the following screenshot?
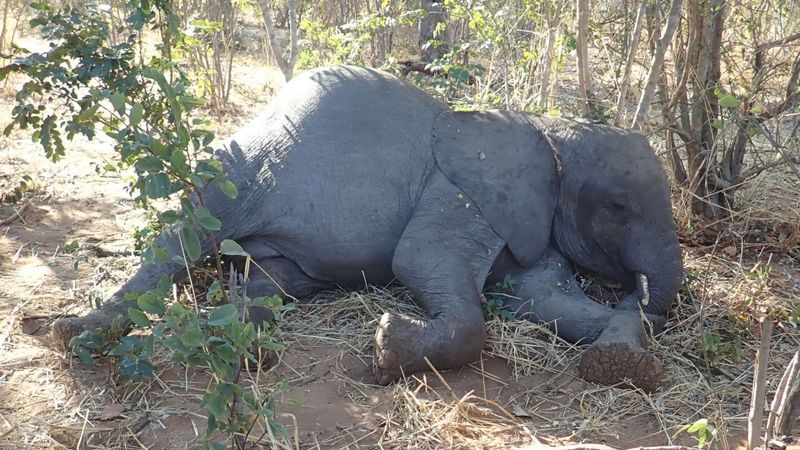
[636,273,650,306]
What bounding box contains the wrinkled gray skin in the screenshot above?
[53,66,682,391]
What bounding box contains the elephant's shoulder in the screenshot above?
[431,110,558,267]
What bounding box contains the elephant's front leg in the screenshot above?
[373,173,507,385]
[501,248,665,392]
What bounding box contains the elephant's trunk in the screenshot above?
[619,233,682,316]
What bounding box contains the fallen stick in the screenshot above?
[765,350,800,446]
[515,445,689,450]
[0,201,30,226]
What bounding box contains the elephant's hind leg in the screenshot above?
[374,172,506,385]
[503,248,664,392]
[232,239,332,327]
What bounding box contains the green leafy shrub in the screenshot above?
[2,1,287,446]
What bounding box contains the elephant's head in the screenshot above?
[431,111,682,316]
[545,120,682,315]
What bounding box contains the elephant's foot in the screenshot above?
[577,312,663,392]
[52,306,130,350]
[578,340,663,392]
[373,312,429,385]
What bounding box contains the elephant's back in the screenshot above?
[224,66,446,284]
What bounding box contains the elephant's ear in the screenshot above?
[432,110,558,266]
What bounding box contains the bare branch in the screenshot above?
[537,0,563,110]
[756,123,800,182]
[630,0,683,130]
[614,0,647,126]
[256,0,298,82]
[575,0,592,117]
[755,31,800,55]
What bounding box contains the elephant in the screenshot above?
[52,65,682,391]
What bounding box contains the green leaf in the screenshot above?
[181,227,201,261]
[211,342,239,363]
[193,206,220,230]
[207,280,222,303]
[208,304,238,327]
[198,214,222,231]
[194,206,211,218]
[170,149,188,173]
[110,91,126,113]
[145,173,171,198]
[154,247,169,262]
[137,293,165,314]
[219,239,248,256]
[217,179,238,199]
[686,418,708,433]
[181,322,204,347]
[74,346,92,364]
[136,156,164,172]
[188,174,206,188]
[160,210,180,224]
[718,94,741,109]
[254,295,283,310]
[128,308,151,327]
[76,104,100,122]
[129,103,144,127]
[157,275,173,296]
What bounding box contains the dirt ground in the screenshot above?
[1,49,799,449]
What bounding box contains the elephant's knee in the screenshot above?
[391,241,421,284]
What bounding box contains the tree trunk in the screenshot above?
[257,0,298,82]
[630,0,683,130]
[0,0,13,57]
[575,0,592,118]
[419,0,447,63]
[614,0,646,126]
[537,0,562,110]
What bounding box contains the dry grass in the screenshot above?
[272,251,797,448]
[2,207,798,448]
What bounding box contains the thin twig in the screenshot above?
[747,317,773,450]
[0,201,29,226]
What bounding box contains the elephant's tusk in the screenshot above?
[637,273,650,306]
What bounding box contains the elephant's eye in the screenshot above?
[610,200,627,211]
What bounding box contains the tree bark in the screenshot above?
[614,0,646,126]
[747,318,773,450]
[257,0,298,82]
[419,0,447,62]
[0,0,13,57]
[537,0,562,110]
[575,0,592,118]
[630,0,683,130]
